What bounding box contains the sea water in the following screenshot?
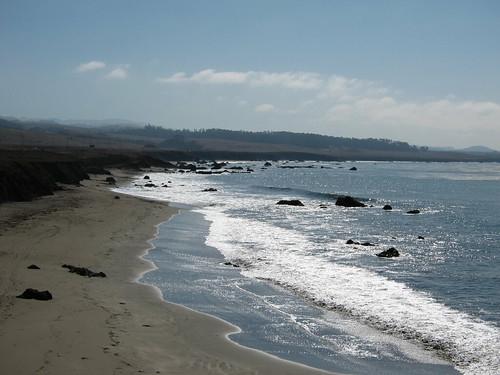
[117,161,500,375]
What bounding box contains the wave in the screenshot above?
[203,209,500,375]
[254,186,370,202]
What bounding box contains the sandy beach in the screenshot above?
[0,171,334,375]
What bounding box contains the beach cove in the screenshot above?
[0,171,333,375]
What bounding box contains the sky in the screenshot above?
[1,0,500,149]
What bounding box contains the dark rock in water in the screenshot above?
[105,177,116,185]
[349,167,357,171]
[247,168,254,172]
[228,166,244,170]
[407,209,420,214]
[114,196,120,200]
[27,264,40,270]
[383,205,392,210]
[377,247,400,258]
[62,264,106,278]
[346,239,360,245]
[144,183,157,187]
[319,204,328,209]
[335,196,366,208]
[418,236,425,240]
[17,288,52,300]
[276,199,304,207]
[264,162,272,167]
[224,261,240,268]
[361,242,375,246]
[203,188,218,192]
[143,175,150,180]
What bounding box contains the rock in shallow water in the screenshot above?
[376,247,400,258]
[407,209,420,214]
[276,199,305,206]
[335,196,366,207]
[383,204,392,210]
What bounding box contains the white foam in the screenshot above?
[203,209,500,375]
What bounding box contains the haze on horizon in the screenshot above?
[1,0,500,149]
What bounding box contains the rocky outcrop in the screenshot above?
[276,199,305,206]
[383,204,392,210]
[16,288,53,300]
[0,160,89,203]
[335,196,366,207]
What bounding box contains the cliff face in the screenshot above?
[0,161,89,203]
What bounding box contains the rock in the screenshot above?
[224,261,240,268]
[346,239,360,245]
[383,205,392,210]
[62,264,106,278]
[114,196,120,200]
[27,264,40,270]
[203,188,218,192]
[349,167,357,171]
[361,242,375,246]
[377,247,400,258]
[105,177,116,185]
[16,288,52,301]
[247,168,254,172]
[407,209,420,214]
[143,175,150,180]
[335,196,366,208]
[276,199,304,206]
[264,162,272,167]
[319,204,328,209]
[144,183,157,187]
[418,236,425,240]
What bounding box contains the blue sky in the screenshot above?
[1,0,500,148]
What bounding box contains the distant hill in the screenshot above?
[2,116,500,162]
[459,146,499,154]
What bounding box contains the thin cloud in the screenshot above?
[75,60,106,73]
[105,66,129,80]
[158,69,322,90]
[255,103,276,113]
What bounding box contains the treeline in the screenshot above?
[119,125,428,152]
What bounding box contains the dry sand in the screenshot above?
[0,171,335,375]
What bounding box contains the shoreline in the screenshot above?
[0,170,336,375]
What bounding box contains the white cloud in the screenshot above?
[255,103,276,113]
[158,69,322,89]
[157,67,500,147]
[75,60,106,73]
[105,66,128,80]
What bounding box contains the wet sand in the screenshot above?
[0,171,335,375]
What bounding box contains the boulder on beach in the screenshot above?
[16,288,52,301]
[276,199,304,207]
[407,209,420,214]
[383,204,392,210]
[377,247,400,258]
[27,264,40,270]
[335,196,366,208]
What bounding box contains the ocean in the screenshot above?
[116,161,500,375]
